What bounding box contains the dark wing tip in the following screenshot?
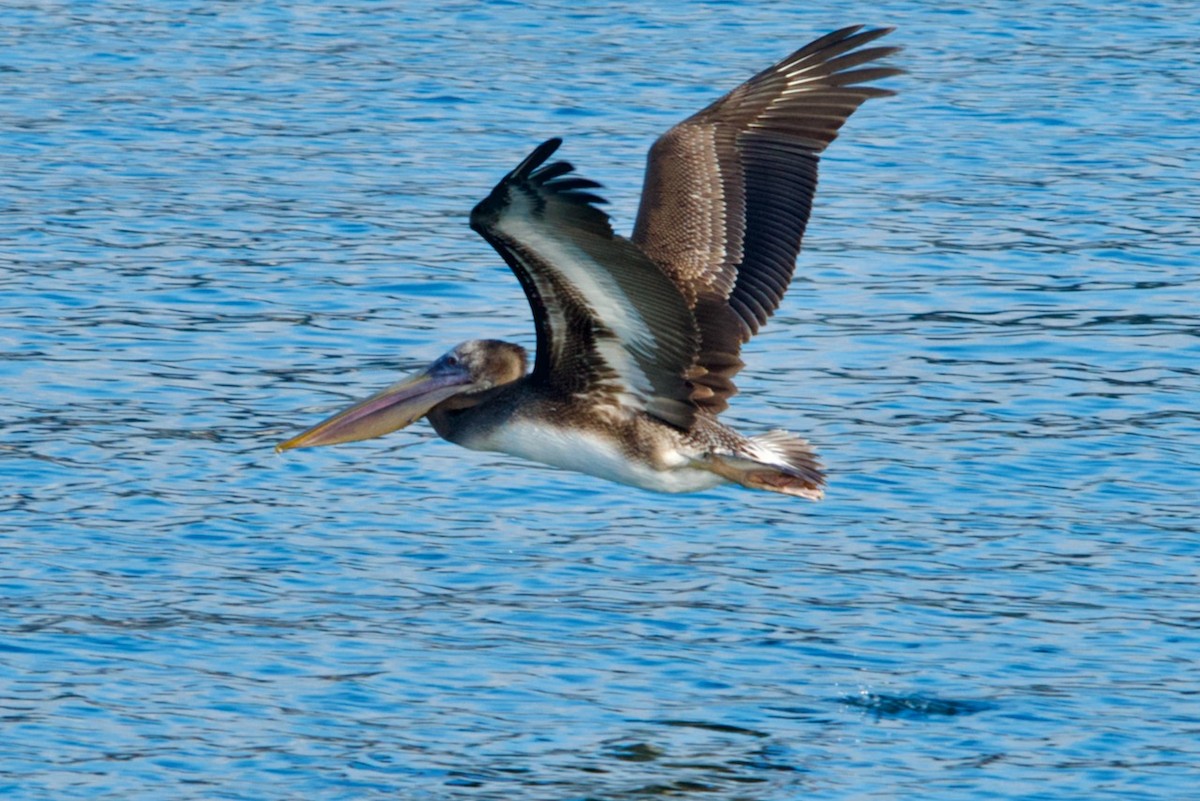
[471,137,612,238]
[788,24,891,58]
[496,138,608,203]
[510,137,563,180]
[777,25,902,74]
[537,169,609,207]
[830,24,895,46]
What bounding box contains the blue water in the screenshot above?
[3,1,1198,799]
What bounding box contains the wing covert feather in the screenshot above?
[471,139,700,429]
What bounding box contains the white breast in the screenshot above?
[464,420,726,494]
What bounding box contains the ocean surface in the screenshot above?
[2,1,1198,799]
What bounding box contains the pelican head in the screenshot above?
[276,339,526,452]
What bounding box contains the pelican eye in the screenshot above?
[445,355,459,367]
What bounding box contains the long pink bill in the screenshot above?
[275,365,471,452]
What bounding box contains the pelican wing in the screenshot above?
[471,138,700,429]
[632,25,901,412]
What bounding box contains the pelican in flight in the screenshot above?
[278,26,900,498]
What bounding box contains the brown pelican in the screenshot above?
[277,25,900,498]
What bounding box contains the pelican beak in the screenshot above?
[276,361,472,452]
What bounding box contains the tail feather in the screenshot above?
[708,429,825,500]
[744,430,825,499]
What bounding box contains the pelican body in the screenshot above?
[278,26,901,498]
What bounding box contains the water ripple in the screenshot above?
[3,2,1199,799]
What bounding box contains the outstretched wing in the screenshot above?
[632,25,901,413]
[470,138,700,429]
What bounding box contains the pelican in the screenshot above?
[277,26,900,498]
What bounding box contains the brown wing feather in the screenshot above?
[632,25,901,414]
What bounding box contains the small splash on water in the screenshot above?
[837,690,997,720]
[606,742,665,763]
[651,718,770,738]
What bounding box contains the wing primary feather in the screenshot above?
[510,138,563,179]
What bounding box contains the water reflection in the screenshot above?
[3,1,1199,799]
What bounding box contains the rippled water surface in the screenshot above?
[3,1,1199,799]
